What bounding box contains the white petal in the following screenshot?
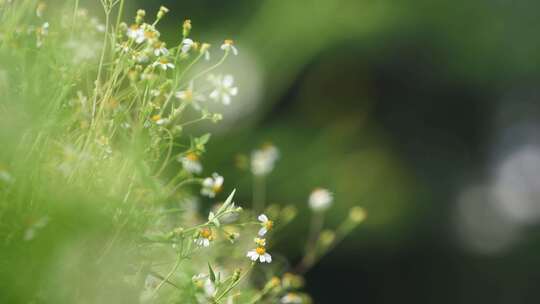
[209,90,219,101]
[203,239,210,247]
[259,255,266,263]
[222,94,231,105]
[223,75,234,87]
[181,44,191,54]
[258,214,268,222]
[202,178,213,187]
[258,227,267,236]
[176,91,187,99]
[229,87,238,96]
[264,253,272,263]
[231,46,238,56]
[204,51,210,61]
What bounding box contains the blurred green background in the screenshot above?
[7,0,540,303]
[120,0,540,303]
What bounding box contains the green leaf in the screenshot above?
[216,189,236,215]
[208,262,216,283]
[197,133,211,145]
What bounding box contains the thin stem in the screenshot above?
[214,264,254,303]
[152,252,183,296]
[115,0,125,30]
[295,212,325,274]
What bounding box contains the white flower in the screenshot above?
[251,144,279,176]
[257,214,273,236]
[194,228,213,247]
[181,38,194,54]
[41,22,49,35]
[153,41,169,56]
[246,246,272,263]
[133,51,150,63]
[175,82,206,110]
[281,293,303,304]
[36,22,49,47]
[151,114,168,125]
[179,152,202,174]
[201,173,224,198]
[308,188,333,211]
[220,39,238,55]
[152,57,175,70]
[193,273,217,303]
[127,24,143,41]
[208,74,238,105]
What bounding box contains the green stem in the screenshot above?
[152,252,183,296]
[214,264,254,303]
[296,212,325,273]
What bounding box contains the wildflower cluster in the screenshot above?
[0,2,367,303]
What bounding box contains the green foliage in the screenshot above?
[0,1,366,303]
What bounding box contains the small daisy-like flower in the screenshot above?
[36,2,46,18]
[151,114,168,125]
[181,38,195,54]
[194,228,213,247]
[179,152,203,174]
[251,144,279,176]
[127,24,143,40]
[201,173,224,198]
[153,41,169,56]
[36,22,49,47]
[208,74,238,105]
[246,246,272,263]
[175,82,206,110]
[220,39,238,55]
[152,57,175,70]
[138,26,159,44]
[308,188,333,211]
[281,292,303,304]
[257,214,273,236]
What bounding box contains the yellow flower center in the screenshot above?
[186,152,198,161]
[200,228,212,239]
[183,90,193,101]
[212,184,222,193]
[151,114,161,122]
[255,247,266,255]
[224,39,234,46]
[144,31,156,39]
[264,220,273,230]
[159,58,169,64]
[254,238,266,246]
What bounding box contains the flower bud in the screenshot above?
[211,113,222,123]
[157,6,169,19]
[182,19,192,38]
[232,269,241,283]
[349,206,366,223]
[319,229,335,248]
[135,9,146,25]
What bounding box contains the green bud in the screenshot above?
[182,19,192,38]
[349,206,366,223]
